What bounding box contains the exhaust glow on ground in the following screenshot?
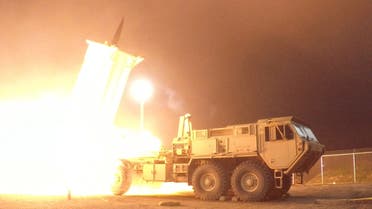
[126,183,193,196]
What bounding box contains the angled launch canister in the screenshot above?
[72,40,143,124]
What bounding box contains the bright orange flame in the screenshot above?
[116,130,161,159]
[0,40,168,196]
[0,95,70,195]
[0,94,163,196]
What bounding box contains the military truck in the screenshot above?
[112,114,324,201]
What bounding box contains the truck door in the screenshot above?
[258,123,296,169]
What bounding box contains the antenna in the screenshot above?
[111,18,124,46]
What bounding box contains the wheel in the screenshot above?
[191,162,228,200]
[111,160,132,196]
[266,174,292,200]
[231,160,273,201]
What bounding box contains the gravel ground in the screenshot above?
[0,184,371,209]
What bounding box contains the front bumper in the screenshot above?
[286,141,325,174]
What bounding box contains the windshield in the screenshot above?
[293,123,318,141]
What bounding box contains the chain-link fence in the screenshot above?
[304,148,372,184]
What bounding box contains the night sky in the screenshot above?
[0,0,371,150]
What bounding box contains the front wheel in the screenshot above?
[231,160,273,201]
[111,160,132,196]
[191,162,228,200]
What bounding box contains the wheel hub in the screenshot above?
[241,172,259,192]
[246,178,254,187]
[200,174,216,191]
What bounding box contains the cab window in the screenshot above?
[265,126,282,141]
[265,124,294,141]
[276,125,284,140]
[285,125,294,139]
[265,127,270,141]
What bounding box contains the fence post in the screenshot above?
[320,155,324,184]
[352,149,356,183]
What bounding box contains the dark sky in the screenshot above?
[0,0,371,150]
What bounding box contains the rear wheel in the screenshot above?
[231,161,273,201]
[192,162,228,200]
[111,160,132,196]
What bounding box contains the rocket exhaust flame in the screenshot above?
[0,96,188,195]
[0,39,150,196]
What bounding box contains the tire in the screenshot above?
[231,160,273,201]
[266,174,292,200]
[191,162,228,200]
[111,160,132,196]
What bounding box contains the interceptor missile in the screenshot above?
[111,18,124,46]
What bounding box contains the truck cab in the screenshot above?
[257,117,324,174]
